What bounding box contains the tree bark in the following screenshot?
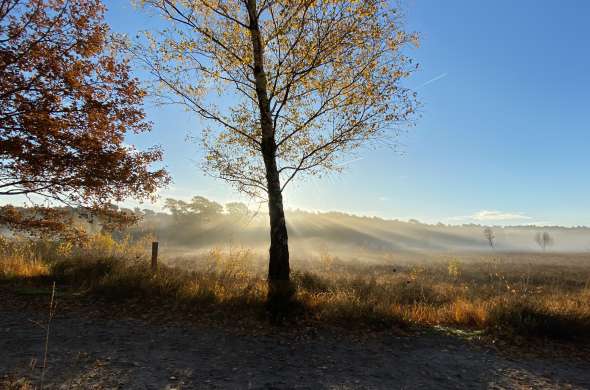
[263,147,290,283]
[246,0,291,293]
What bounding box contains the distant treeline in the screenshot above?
[120,196,590,254]
[3,195,590,254]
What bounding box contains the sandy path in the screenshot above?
[1,308,589,389]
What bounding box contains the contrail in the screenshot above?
[337,157,365,167]
[419,72,448,88]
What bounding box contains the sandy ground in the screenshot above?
[1,307,589,390]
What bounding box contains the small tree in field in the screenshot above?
[535,231,553,251]
[483,227,495,248]
[0,0,169,237]
[136,0,418,304]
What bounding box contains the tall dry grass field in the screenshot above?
[1,234,589,339]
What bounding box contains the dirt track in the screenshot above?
[1,307,589,389]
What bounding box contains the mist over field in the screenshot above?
[124,198,590,259]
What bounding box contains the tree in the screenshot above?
[136,0,418,303]
[164,196,223,223]
[535,231,553,251]
[142,209,156,217]
[0,0,169,235]
[163,198,191,220]
[225,202,250,218]
[483,227,495,248]
[188,196,223,217]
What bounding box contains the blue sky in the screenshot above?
[105,0,590,226]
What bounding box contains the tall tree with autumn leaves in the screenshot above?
[136,0,418,304]
[0,0,169,236]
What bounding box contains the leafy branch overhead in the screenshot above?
[0,0,170,233]
[135,0,418,198]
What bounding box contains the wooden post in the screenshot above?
[151,241,158,272]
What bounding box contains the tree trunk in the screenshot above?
[261,126,292,315]
[263,144,290,283]
[246,0,291,305]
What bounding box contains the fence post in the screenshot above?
[151,241,158,272]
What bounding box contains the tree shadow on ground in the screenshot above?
[1,308,589,389]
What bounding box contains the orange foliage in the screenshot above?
[0,0,169,234]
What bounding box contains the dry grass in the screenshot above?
[0,237,49,280]
[0,376,34,390]
[1,234,590,339]
[291,260,590,338]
